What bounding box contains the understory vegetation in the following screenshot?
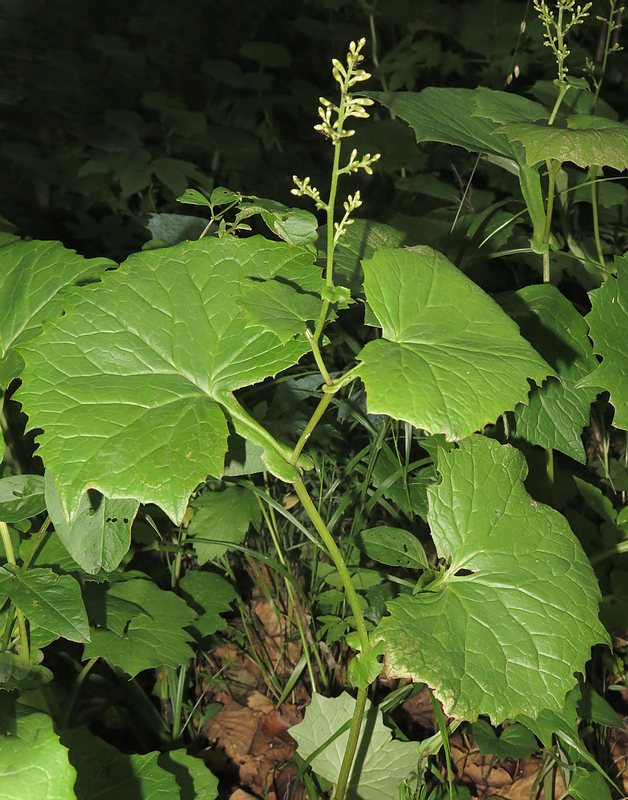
[2,1,628,799]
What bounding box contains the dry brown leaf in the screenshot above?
[229,790,258,800]
[247,690,275,714]
[203,699,258,761]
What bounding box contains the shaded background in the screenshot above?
[1,0,626,260]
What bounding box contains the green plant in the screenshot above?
[1,6,628,799]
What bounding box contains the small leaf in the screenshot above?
[177,188,213,207]
[0,475,45,522]
[469,719,538,760]
[320,284,351,305]
[266,208,318,245]
[0,565,90,643]
[348,642,386,690]
[290,693,419,800]
[45,470,138,574]
[179,570,237,637]
[188,486,260,564]
[356,526,428,569]
[211,186,240,205]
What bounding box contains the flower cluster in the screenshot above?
[291,38,381,216]
[534,0,592,82]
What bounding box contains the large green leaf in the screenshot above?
[357,247,553,439]
[578,257,628,429]
[374,436,607,723]
[471,87,549,125]
[290,692,418,800]
[16,237,313,525]
[0,710,76,800]
[366,88,519,159]
[0,565,90,643]
[82,578,195,677]
[497,115,628,169]
[0,239,112,386]
[499,285,599,462]
[61,727,180,800]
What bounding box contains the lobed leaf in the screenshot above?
[497,115,628,169]
[0,239,113,386]
[578,256,628,430]
[0,710,76,800]
[16,237,313,525]
[357,247,553,439]
[82,578,195,677]
[366,88,519,160]
[374,435,608,723]
[499,285,599,462]
[290,692,418,800]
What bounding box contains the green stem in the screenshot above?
[307,326,333,386]
[333,687,368,800]
[21,516,51,571]
[291,471,372,799]
[15,607,29,664]
[0,602,16,651]
[0,520,16,566]
[547,82,569,126]
[542,159,561,283]
[170,665,187,739]
[0,520,29,663]
[589,165,605,267]
[593,1,618,108]
[62,656,98,728]
[291,477,369,655]
[546,448,555,508]
[290,390,334,466]
[544,762,555,800]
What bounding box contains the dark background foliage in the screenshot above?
[5,0,625,260]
